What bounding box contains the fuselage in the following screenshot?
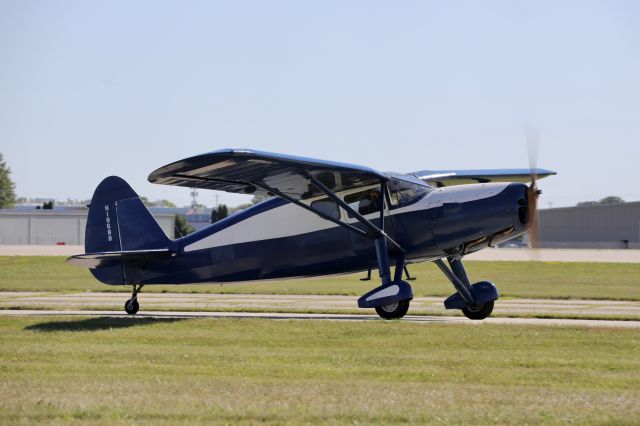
[118,176,531,286]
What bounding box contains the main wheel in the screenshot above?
[124,298,139,315]
[375,299,410,320]
[461,300,494,320]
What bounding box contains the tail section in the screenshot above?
[86,176,169,253]
[79,176,172,285]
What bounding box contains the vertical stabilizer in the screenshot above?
[85,176,170,284]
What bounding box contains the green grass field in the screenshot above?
[0,316,638,425]
[1,256,639,300]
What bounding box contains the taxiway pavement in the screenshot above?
[1,292,639,328]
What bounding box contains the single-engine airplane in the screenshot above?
[67,149,555,320]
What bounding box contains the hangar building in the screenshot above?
[538,202,640,249]
[0,210,175,245]
[1,202,638,249]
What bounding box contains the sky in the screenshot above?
[1,0,639,208]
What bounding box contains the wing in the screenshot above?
[413,168,556,187]
[148,149,386,200]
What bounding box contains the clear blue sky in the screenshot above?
[1,0,639,208]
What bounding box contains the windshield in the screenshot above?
[387,178,431,208]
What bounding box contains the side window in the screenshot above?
[388,178,430,208]
[344,188,383,217]
[310,198,340,221]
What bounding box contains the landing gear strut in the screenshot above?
[125,284,143,315]
[435,257,497,320]
[288,175,413,320]
[361,260,416,282]
[358,249,413,320]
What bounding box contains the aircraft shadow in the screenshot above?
[24,317,186,332]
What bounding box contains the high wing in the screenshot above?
[413,168,556,187]
[150,149,404,251]
[149,149,386,200]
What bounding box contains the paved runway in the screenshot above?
[2,308,639,328]
[2,292,639,317]
[2,292,639,328]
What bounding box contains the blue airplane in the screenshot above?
[67,149,555,320]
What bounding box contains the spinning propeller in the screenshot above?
[526,127,541,249]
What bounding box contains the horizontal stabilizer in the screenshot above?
[66,249,174,269]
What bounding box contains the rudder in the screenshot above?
[85,176,170,284]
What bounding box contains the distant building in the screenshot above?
[147,207,212,231]
[538,202,640,249]
[13,203,213,232]
[0,203,229,246]
[0,210,174,245]
[4,202,637,249]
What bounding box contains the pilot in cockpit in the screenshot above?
[359,189,382,215]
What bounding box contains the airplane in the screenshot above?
[67,149,555,320]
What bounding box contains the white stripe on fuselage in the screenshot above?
[184,202,339,252]
[183,182,512,252]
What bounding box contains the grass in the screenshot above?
[1,256,639,300]
[0,316,639,424]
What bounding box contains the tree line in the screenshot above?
[0,154,16,209]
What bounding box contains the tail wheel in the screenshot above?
[125,298,139,315]
[461,300,494,320]
[375,299,410,320]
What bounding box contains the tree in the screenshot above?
[233,202,251,209]
[140,197,177,208]
[174,215,195,238]
[577,196,624,207]
[156,199,177,208]
[216,204,229,222]
[42,201,54,209]
[0,153,16,208]
[599,196,624,205]
[251,194,269,205]
[211,204,229,223]
[576,201,598,207]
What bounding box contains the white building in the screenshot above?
[0,210,175,245]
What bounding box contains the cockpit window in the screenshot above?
[344,188,382,217]
[310,198,340,221]
[388,178,430,208]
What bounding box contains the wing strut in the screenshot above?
[251,181,368,237]
[301,172,404,285]
[301,172,404,254]
[252,170,409,304]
